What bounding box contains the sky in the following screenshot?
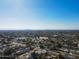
[0,0,79,30]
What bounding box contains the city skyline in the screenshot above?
[0,0,79,30]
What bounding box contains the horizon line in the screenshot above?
[0,29,79,31]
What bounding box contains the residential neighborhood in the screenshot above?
[0,30,79,59]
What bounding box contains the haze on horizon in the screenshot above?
[0,0,79,30]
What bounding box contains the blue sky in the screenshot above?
[0,0,79,30]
